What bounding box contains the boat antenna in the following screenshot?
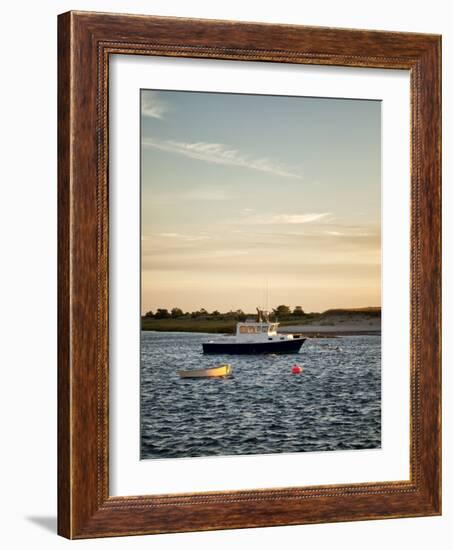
[266,276,269,312]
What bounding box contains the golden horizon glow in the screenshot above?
[141,90,381,314]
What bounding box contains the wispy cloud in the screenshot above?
[270,213,330,224]
[157,232,211,242]
[324,229,374,238]
[141,92,169,119]
[143,138,302,179]
[242,212,330,225]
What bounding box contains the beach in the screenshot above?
[280,311,381,337]
[141,309,381,337]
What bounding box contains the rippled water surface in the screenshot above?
[141,332,381,459]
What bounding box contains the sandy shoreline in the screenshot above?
[279,317,381,337]
[280,326,381,338]
[141,310,381,336]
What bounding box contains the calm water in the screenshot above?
[140,332,381,459]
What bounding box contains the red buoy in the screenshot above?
[291,365,303,374]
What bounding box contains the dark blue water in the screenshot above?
[140,332,381,459]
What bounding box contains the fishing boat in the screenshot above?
[178,364,232,378]
[202,308,305,354]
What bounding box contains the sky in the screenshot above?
[141,89,381,314]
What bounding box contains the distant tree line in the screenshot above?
[143,305,306,320]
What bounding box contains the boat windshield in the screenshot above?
[238,323,277,334]
[239,326,259,334]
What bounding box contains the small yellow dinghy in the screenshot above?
[178,364,232,379]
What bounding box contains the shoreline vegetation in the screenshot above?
[141,306,381,337]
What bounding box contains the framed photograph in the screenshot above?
[58,11,441,539]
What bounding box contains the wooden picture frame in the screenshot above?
[58,11,441,539]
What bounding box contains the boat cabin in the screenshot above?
[234,308,290,342]
[236,321,278,337]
